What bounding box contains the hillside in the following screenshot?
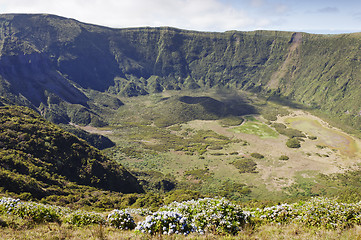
[0,106,143,199]
[0,14,359,132]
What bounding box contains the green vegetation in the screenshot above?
[231,121,279,138]
[279,155,289,160]
[58,124,115,150]
[286,138,301,148]
[231,158,258,173]
[0,106,143,201]
[0,14,360,135]
[184,168,213,181]
[2,14,361,239]
[2,196,361,239]
[251,153,265,159]
[219,116,244,127]
[272,123,306,138]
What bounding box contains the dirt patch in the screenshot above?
[182,109,361,192]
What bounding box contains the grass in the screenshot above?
[230,121,279,139]
[61,90,361,203]
[2,221,361,239]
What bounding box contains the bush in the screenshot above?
[279,155,289,160]
[272,123,306,138]
[0,197,64,223]
[251,153,264,159]
[106,209,136,230]
[63,210,105,226]
[286,138,301,148]
[161,198,250,235]
[249,197,361,229]
[232,159,257,173]
[135,211,193,235]
[251,203,297,225]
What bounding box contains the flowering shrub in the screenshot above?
[295,197,361,229]
[251,203,298,225]
[2,196,361,233]
[161,198,249,235]
[135,211,193,235]
[63,210,105,226]
[250,197,361,229]
[107,209,136,230]
[126,208,153,216]
[0,197,64,223]
[0,197,21,214]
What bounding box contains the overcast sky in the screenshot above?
[1,0,361,34]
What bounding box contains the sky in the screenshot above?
[1,0,361,34]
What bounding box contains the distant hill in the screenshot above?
[153,95,256,127]
[0,14,359,131]
[0,106,143,198]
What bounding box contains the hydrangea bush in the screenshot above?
[161,197,250,235]
[63,210,105,226]
[107,209,136,230]
[0,197,65,223]
[126,208,153,216]
[251,203,299,225]
[250,197,361,229]
[2,196,361,233]
[295,197,361,229]
[135,211,193,235]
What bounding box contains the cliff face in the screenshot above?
[0,14,360,130]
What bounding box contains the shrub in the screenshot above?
[286,138,301,148]
[63,210,105,226]
[0,197,64,223]
[249,197,361,229]
[161,198,250,235]
[251,153,264,159]
[135,211,193,235]
[272,123,306,138]
[279,155,289,160]
[251,203,297,225]
[232,159,257,173]
[295,198,361,229]
[106,209,136,230]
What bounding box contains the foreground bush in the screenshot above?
[135,211,193,235]
[161,198,250,235]
[295,197,361,229]
[0,197,65,223]
[250,197,361,229]
[2,196,361,235]
[63,210,105,226]
[107,209,136,230]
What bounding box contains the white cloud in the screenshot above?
[0,0,274,31]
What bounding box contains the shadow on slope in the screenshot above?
[153,94,257,127]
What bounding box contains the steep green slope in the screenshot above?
[0,14,359,132]
[0,106,143,198]
[58,123,115,150]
